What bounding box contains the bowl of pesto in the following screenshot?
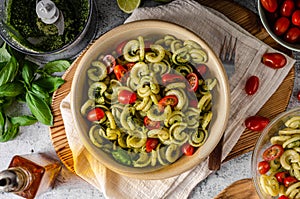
[71,20,230,180]
[0,0,92,58]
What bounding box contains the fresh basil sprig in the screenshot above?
[0,42,70,142]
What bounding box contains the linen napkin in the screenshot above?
[60,0,296,198]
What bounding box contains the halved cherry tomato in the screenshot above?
[125,62,135,70]
[258,160,270,174]
[292,10,300,26]
[196,64,207,76]
[263,144,284,161]
[260,0,278,13]
[284,176,298,187]
[116,40,127,55]
[278,195,289,199]
[274,17,290,36]
[181,143,195,156]
[262,53,287,69]
[143,116,161,130]
[186,73,199,92]
[284,27,300,43]
[114,65,127,80]
[103,54,116,74]
[118,90,137,104]
[245,75,260,95]
[161,74,185,85]
[281,0,295,17]
[86,108,105,122]
[275,171,289,183]
[245,115,270,131]
[158,95,178,108]
[145,138,159,153]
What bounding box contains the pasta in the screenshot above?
[259,116,300,198]
[81,35,217,169]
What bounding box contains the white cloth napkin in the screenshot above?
[60,0,295,198]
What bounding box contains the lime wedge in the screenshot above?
[117,0,141,14]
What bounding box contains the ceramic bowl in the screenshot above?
[71,20,230,179]
[252,107,300,198]
[258,0,300,51]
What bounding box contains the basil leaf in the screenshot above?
[0,43,11,64]
[0,82,24,97]
[0,56,19,86]
[22,61,38,85]
[0,111,5,139]
[34,76,65,93]
[0,115,19,142]
[25,91,53,125]
[43,60,70,75]
[31,83,51,105]
[0,97,14,109]
[11,115,37,126]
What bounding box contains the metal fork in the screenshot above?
[208,36,237,171]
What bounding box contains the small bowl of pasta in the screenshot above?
[252,107,300,199]
[71,20,230,179]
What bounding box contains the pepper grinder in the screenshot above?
[0,153,62,199]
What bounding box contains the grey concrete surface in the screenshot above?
[1,0,300,198]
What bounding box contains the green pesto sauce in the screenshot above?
[7,0,89,52]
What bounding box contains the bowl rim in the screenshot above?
[257,1,300,52]
[251,106,300,198]
[70,19,230,179]
[0,0,93,55]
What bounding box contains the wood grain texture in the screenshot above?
[214,179,259,199]
[49,0,295,173]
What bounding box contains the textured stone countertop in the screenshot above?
[1,0,300,199]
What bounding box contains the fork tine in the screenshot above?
[219,36,227,60]
[230,37,237,61]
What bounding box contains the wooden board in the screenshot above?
[49,0,295,173]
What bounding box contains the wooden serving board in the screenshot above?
[49,0,295,173]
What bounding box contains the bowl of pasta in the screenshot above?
[71,20,230,179]
[252,107,300,199]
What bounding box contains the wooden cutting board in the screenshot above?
[49,0,295,179]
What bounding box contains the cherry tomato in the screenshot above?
[297,0,300,8]
[275,171,289,183]
[125,62,135,70]
[116,40,127,55]
[181,143,195,156]
[118,90,137,104]
[260,0,278,13]
[284,176,298,187]
[284,27,300,43]
[103,54,116,74]
[113,65,127,80]
[245,75,260,95]
[292,10,300,26]
[189,99,198,108]
[186,73,199,92]
[245,115,270,131]
[143,116,161,130]
[258,161,270,174]
[274,17,290,36]
[86,108,105,122]
[145,138,159,153]
[161,73,185,85]
[297,90,300,101]
[196,64,207,76]
[158,95,178,108]
[262,53,287,69]
[278,195,289,199]
[263,144,284,161]
[281,0,295,17]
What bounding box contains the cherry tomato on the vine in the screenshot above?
[262,52,287,69]
[263,144,284,161]
[258,160,270,174]
[145,138,159,153]
[181,143,195,156]
[86,108,105,122]
[284,176,298,187]
[143,116,161,130]
[186,73,199,92]
[245,115,270,131]
[158,95,178,108]
[261,0,278,13]
[245,75,260,95]
[118,90,137,104]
